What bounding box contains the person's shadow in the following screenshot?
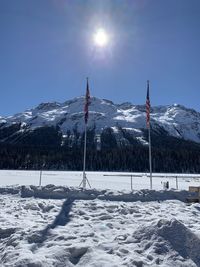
[30,197,74,251]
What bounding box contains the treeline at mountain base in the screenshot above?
[0,126,200,173]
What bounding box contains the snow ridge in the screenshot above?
[0,97,200,143]
[0,184,196,202]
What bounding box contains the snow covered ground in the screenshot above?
[0,170,200,191]
[1,171,200,266]
[1,193,200,266]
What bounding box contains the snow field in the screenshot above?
[1,195,200,266]
[1,171,200,266]
[0,170,200,191]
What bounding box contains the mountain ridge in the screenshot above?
[0,96,200,145]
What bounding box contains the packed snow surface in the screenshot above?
[1,171,200,266]
[1,193,200,266]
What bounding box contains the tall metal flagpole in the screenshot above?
[146,80,153,189]
[80,77,91,189]
[83,122,87,189]
[148,121,152,190]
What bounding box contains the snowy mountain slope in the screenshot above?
[0,97,200,144]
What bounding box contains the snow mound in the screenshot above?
[158,219,200,265]
[0,184,196,203]
[130,218,200,267]
[19,184,194,202]
[0,186,20,195]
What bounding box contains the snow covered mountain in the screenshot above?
[0,96,200,145]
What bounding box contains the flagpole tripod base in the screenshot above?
[79,173,91,189]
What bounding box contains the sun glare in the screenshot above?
[93,28,108,47]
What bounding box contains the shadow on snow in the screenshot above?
[29,197,74,251]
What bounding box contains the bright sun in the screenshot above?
[93,28,108,47]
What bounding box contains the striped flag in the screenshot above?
[146,80,150,128]
[84,78,91,124]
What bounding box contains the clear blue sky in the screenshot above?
[0,0,200,115]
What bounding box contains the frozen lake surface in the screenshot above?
[0,170,200,191]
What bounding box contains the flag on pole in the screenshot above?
[146,80,150,128]
[84,78,91,124]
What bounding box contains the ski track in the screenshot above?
[1,194,200,266]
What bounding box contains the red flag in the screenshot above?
[84,78,91,124]
[146,80,150,128]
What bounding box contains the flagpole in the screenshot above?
[79,77,91,189]
[148,121,152,190]
[82,122,87,189]
[146,80,152,190]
